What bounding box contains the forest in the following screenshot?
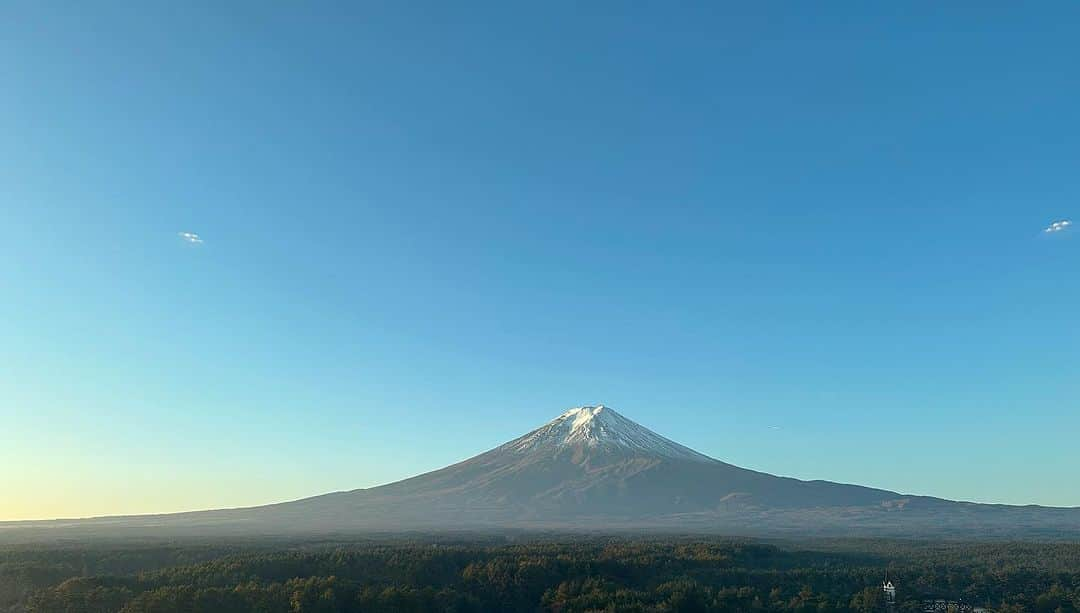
[2,536,1078,612]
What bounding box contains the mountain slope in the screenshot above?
[303,405,907,516]
[4,405,1080,541]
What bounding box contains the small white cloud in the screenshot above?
[1044,220,1072,233]
[178,231,203,244]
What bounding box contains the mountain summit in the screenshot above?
[5,405,1080,541]
[501,405,714,463]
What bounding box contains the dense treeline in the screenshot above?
[2,537,1078,612]
[0,544,241,613]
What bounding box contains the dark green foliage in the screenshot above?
[2,537,1077,612]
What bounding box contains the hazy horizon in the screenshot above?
[4,2,1079,522]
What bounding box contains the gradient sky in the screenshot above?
[2,2,1078,521]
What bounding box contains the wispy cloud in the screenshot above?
[1044,220,1072,233]
[178,231,203,244]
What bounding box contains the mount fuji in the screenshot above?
[5,405,1080,541]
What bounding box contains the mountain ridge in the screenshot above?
[3,405,1079,542]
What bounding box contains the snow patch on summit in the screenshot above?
[502,405,715,463]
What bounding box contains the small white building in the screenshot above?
[883,580,897,604]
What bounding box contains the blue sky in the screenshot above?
[2,1,1078,520]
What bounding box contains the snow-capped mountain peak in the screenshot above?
[501,405,715,463]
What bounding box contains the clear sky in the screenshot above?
[2,2,1078,521]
